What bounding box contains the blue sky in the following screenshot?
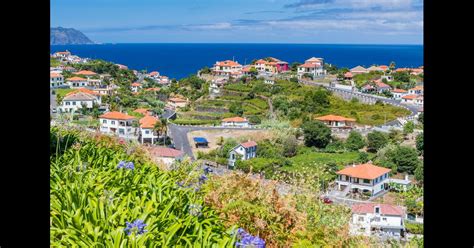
[51,0,423,44]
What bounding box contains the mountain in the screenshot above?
[50,27,94,45]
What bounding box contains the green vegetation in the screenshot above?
[406,222,423,234]
[50,127,234,246]
[345,131,366,151]
[367,131,389,152]
[55,88,76,98]
[172,118,220,126]
[51,58,61,67]
[301,120,332,148]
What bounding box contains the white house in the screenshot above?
[138,115,159,144]
[147,147,184,168]
[52,51,71,59]
[350,203,405,237]
[297,57,326,79]
[228,140,257,167]
[401,94,418,104]
[99,111,137,138]
[391,89,408,100]
[50,72,64,88]
[336,163,391,196]
[315,115,356,129]
[374,80,392,93]
[414,95,423,106]
[221,116,249,127]
[131,82,142,93]
[381,75,393,82]
[58,92,99,113]
[408,86,423,95]
[74,70,97,79]
[212,60,243,77]
[66,77,88,88]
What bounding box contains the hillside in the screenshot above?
[50,27,94,45]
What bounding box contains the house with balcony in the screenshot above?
[221,116,249,127]
[99,111,137,138]
[297,57,326,79]
[58,92,99,113]
[315,115,356,129]
[228,140,257,167]
[50,72,64,88]
[254,57,289,74]
[335,163,391,197]
[74,70,98,79]
[350,203,405,237]
[212,60,243,77]
[391,89,408,100]
[414,95,423,106]
[139,115,160,144]
[374,80,392,93]
[66,76,88,88]
[52,51,71,59]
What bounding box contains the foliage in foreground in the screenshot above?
[50,127,234,247]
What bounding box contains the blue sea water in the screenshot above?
[50,43,423,79]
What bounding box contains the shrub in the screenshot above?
[405,222,423,234]
[367,131,389,152]
[345,131,366,151]
[302,121,332,148]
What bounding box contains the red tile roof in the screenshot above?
[146,87,161,91]
[316,115,356,122]
[133,108,149,115]
[241,140,257,148]
[391,89,407,93]
[99,111,136,120]
[344,72,353,77]
[148,147,183,158]
[139,115,159,128]
[352,203,404,216]
[215,60,242,67]
[149,71,159,76]
[402,94,417,100]
[336,163,391,180]
[66,88,100,96]
[222,116,248,123]
[131,82,142,87]
[375,81,391,88]
[299,63,319,68]
[67,76,87,81]
[50,72,62,78]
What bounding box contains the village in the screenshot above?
[50,50,424,243]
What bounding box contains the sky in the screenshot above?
[51,0,423,44]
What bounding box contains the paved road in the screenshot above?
[168,123,267,160]
[50,89,57,116]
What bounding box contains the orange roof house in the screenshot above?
[139,115,159,129]
[352,203,404,216]
[337,163,391,180]
[222,116,248,123]
[241,140,257,148]
[67,76,87,81]
[316,114,356,128]
[402,94,417,100]
[391,88,407,93]
[66,88,100,96]
[215,60,242,67]
[99,111,136,120]
[131,82,142,87]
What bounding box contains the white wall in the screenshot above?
[99,118,135,137]
[59,99,95,113]
[222,121,249,127]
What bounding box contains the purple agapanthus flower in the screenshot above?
[126,162,135,170]
[124,219,147,235]
[235,228,265,248]
[117,161,134,170]
[117,160,127,169]
[203,167,213,174]
[199,174,208,183]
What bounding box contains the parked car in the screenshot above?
[320,196,333,204]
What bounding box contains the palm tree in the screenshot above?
[389,61,396,72]
[153,121,163,145]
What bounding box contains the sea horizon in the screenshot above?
[51,43,423,79]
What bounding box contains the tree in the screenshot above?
[345,131,366,151]
[417,112,424,124]
[249,115,261,124]
[249,67,258,76]
[290,62,301,72]
[403,121,415,136]
[219,138,239,158]
[357,152,369,163]
[282,135,298,157]
[302,121,332,148]
[388,129,404,144]
[367,131,389,152]
[393,71,410,82]
[229,103,244,116]
[390,146,420,174]
[414,162,423,183]
[303,73,313,80]
[160,117,168,144]
[415,133,423,155]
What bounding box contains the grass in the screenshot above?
[282,150,360,173]
[55,88,76,98]
[223,82,252,92]
[172,118,220,126]
[51,58,61,67]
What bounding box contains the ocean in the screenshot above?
[50,43,423,79]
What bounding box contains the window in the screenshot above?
[375,207,380,214]
[358,216,364,221]
[111,121,115,125]
[102,120,106,124]
[381,185,384,189]
[72,102,76,105]
[145,130,149,134]
[66,102,70,105]
[363,179,370,184]
[382,218,387,221]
